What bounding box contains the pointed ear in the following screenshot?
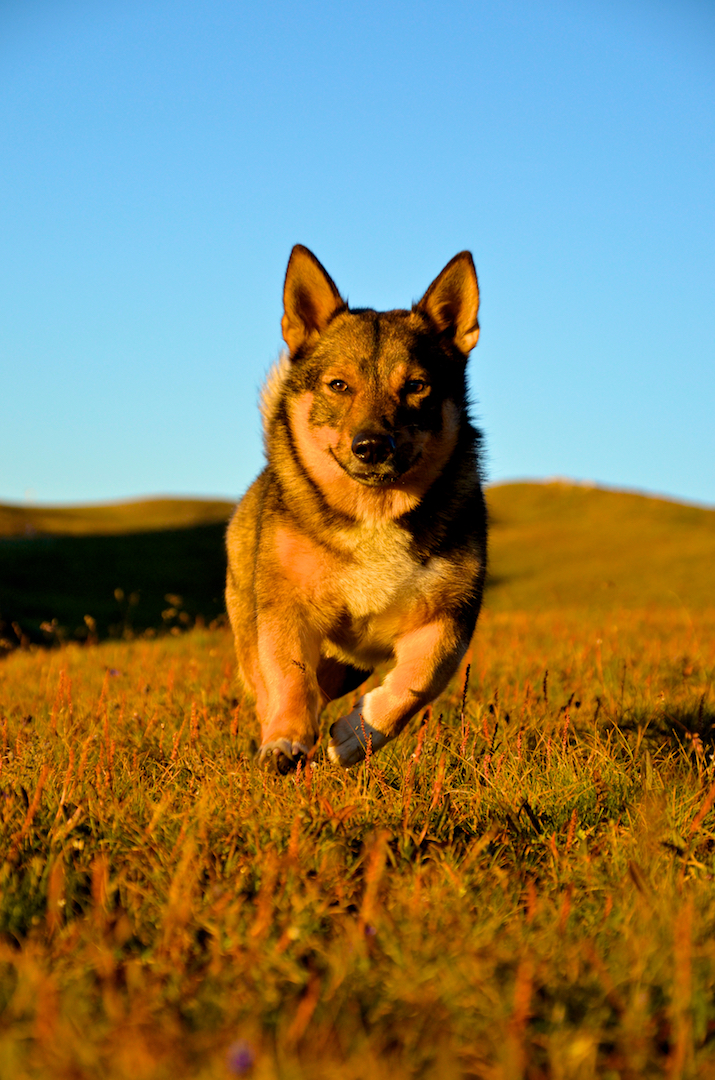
[416,251,480,355]
[281,245,346,355]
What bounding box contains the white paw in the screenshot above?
[258,738,310,774]
[327,699,389,767]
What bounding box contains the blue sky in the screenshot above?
[2,0,714,507]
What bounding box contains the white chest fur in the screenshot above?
[337,522,444,620]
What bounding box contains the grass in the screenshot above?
[0,481,714,1077]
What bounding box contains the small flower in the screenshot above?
[227,1040,255,1075]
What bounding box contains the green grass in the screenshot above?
[0,482,714,1077]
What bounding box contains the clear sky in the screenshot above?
[2,0,714,507]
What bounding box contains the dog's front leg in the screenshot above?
[254,613,322,773]
[327,620,469,767]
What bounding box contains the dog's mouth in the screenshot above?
[350,471,402,487]
[330,447,417,487]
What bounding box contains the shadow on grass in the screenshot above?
[1,526,511,651]
[616,701,715,762]
[0,522,228,647]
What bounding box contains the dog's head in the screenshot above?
[272,245,480,519]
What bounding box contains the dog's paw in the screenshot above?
[327,702,389,767]
[258,738,310,775]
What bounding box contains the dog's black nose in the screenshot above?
[351,431,396,465]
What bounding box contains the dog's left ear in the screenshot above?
[417,252,480,355]
[282,245,346,355]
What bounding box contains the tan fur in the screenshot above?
[226,245,488,772]
[259,352,291,434]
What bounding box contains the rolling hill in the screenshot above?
[0,497,236,646]
[1,482,713,648]
[486,481,715,612]
[0,496,235,537]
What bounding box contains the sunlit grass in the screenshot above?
[1,597,715,1077]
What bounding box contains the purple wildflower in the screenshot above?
[227,1040,255,1075]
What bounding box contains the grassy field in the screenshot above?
[0,482,714,1078]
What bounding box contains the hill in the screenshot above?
[0,497,236,646]
[0,495,235,537]
[1,482,713,647]
[486,481,715,612]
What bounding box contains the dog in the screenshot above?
[225,245,487,772]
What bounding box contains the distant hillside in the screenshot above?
[486,481,715,612]
[0,496,235,538]
[0,497,236,647]
[1,483,713,649]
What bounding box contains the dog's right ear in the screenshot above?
[281,245,346,355]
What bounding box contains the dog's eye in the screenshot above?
[328,379,349,393]
[405,380,426,394]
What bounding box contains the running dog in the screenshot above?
[226,245,487,772]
